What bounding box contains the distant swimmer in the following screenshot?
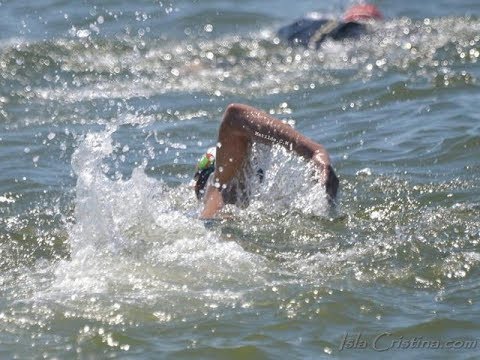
[193,104,339,219]
[277,3,383,49]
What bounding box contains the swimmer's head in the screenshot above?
[193,147,216,200]
[343,4,382,22]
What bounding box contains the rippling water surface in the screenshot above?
[1,0,479,358]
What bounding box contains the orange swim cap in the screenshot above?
[343,4,383,22]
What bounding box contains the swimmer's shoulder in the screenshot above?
[328,21,367,41]
[278,16,369,47]
[277,18,330,46]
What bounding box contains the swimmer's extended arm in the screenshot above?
[200,103,339,218]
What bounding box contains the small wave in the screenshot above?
[0,16,478,113]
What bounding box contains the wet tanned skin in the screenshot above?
[200,103,339,219]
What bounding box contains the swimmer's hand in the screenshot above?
[311,151,339,199]
[199,186,224,219]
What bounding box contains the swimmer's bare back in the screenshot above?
[200,103,339,219]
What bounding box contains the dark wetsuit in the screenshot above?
[277,18,367,49]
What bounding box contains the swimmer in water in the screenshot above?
[277,3,383,49]
[193,103,339,219]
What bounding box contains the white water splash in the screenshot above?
[40,127,274,315]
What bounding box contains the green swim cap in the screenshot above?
[194,147,217,200]
[197,147,216,170]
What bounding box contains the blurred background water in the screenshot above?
[0,0,479,358]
